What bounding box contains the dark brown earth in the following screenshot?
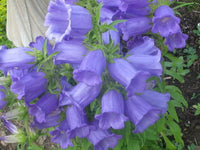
[174,1,200,149]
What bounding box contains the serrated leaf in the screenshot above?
[155,117,166,133]
[167,101,179,122]
[165,70,184,83]
[166,85,188,108]
[167,120,184,146]
[161,133,176,150]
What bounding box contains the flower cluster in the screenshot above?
[151,4,188,51]
[0,0,187,149]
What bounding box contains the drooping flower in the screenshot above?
[119,17,151,41]
[140,90,170,115]
[54,40,88,65]
[165,31,188,51]
[126,49,162,76]
[127,36,157,55]
[66,105,93,138]
[73,50,106,86]
[0,85,6,109]
[120,0,150,12]
[8,68,30,82]
[1,119,18,134]
[44,0,92,42]
[108,58,150,96]
[31,109,61,129]
[0,119,26,143]
[10,71,47,105]
[125,95,161,133]
[97,0,121,8]
[152,5,181,37]
[95,90,128,129]
[29,94,58,123]
[59,82,101,109]
[87,125,122,150]
[1,108,25,120]
[50,120,73,149]
[0,47,35,72]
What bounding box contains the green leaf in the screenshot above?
[167,120,184,146]
[127,134,140,150]
[166,85,188,109]
[167,101,179,122]
[161,133,176,150]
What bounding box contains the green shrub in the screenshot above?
[0,0,13,47]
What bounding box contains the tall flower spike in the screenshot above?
[66,105,93,138]
[54,40,88,65]
[73,50,106,86]
[152,5,181,37]
[44,0,92,42]
[125,95,161,133]
[87,126,122,150]
[29,94,58,123]
[165,31,188,51]
[59,82,101,109]
[108,58,150,96]
[95,89,128,130]
[10,71,47,105]
[0,85,6,109]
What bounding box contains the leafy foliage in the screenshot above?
[0,0,13,47]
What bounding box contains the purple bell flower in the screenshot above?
[97,0,121,8]
[127,36,157,55]
[66,105,93,138]
[125,95,161,133]
[140,90,170,115]
[50,120,73,149]
[95,90,128,129]
[73,50,106,86]
[108,58,150,96]
[126,50,162,76]
[32,109,61,129]
[44,0,93,42]
[29,36,53,55]
[59,82,101,109]
[125,4,151,17]
[87,126,122,150]
[120,0,150,12]
[8,68,29,82]
[165,31,188,51]
[0,47,35,72]
[152,5,181,37]
[1,119,18,134]
[0,86,6,109]
[54,40,88,65]
[29,94,58,123]
[119,17,151,41]
[10,71,47,104]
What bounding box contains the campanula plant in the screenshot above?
[0,0,188,149]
